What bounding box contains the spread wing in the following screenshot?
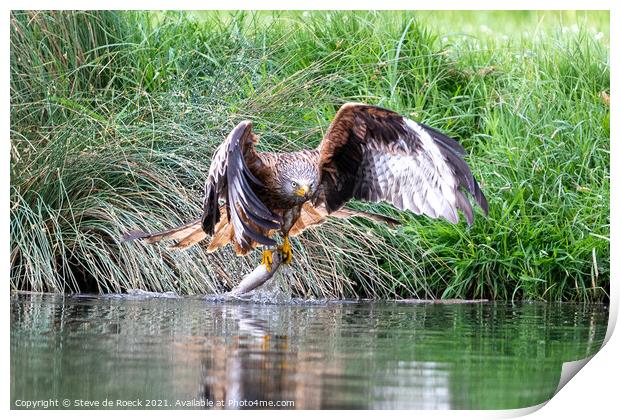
[316,103,488,225]
[202,121,282,250]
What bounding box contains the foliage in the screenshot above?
[10,10,610,300]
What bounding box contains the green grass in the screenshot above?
[10,10,610,301]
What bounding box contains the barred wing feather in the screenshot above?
[201,121,281,249]
[316,103,488,225]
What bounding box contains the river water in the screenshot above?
[10,292,608,409]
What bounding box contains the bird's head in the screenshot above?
[279,160,318,202]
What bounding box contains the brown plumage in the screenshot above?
[124,202,397,254]
[124,103,488,265]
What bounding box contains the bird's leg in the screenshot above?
[278,235,293,264]
[261,249,274,272]
[277,208,299,265]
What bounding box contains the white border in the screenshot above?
[4,2,616,419]
[3,1,616,10]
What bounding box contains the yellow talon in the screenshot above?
[278,236,293,265]
[261,249,273,272]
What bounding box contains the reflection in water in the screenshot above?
[11,293,608,409]
[196,305,452,409]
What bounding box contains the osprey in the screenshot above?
[125,103,488,271]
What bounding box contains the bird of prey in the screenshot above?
[124,103,488,271]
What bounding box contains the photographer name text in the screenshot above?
[14,398,294,409]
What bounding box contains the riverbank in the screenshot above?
[10,11,609,300]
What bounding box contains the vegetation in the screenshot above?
[10,11,610,300]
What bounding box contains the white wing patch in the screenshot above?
[204,141,229,194]
[355,119,462,224]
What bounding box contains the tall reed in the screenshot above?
[10,11,610,300]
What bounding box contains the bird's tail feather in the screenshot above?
[122,218,203,245]
[122,205,399,253]
[169,226,208,250]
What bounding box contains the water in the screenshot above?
[11,292,608,410]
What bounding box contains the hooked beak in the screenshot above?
[295,185,310,199]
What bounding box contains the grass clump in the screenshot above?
[10,11,609,301]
